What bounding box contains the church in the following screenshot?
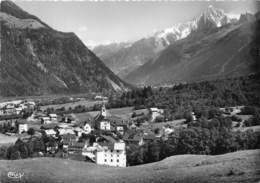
[94,103,111,131]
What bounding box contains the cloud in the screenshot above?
[82,40,122,50]
[77,26,88,32]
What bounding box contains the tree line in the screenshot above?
[109,74,260,120]
[127,116,260,166]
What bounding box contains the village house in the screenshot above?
[45,129,57,137]
[49,114,58,122]
[58,128,75,136]
[163,126,174,136]
[220,106,244,115]
[149,107,164,122]
[18,123,28,134]
[41,116,51,124]
[41,113,59,124]
[0,109,5,115]
[82,144,97,161]
[15,106,23,115]
[94,95,108,101]
[191,112,197,121]
[68,142,85,154]
[73,127,85,137]
[109,117,128,135]
[62,134,77,151]
[4,104,16,115]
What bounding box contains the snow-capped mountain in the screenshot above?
[153,5,239,49]
[124,11,258,86]
[93,5,240,78]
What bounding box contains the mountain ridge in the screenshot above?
[124,14,258,86]
[0,0,130,97]
[93,5,240,78]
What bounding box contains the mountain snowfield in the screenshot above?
[93,5,242,79]
[124,12,258,86]
[152,5,238,49]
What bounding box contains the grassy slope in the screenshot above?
[0,133,17,146]
[0,150,260,183]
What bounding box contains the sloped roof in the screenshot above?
[143,134,156,140]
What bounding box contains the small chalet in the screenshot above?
[68,142,85,154]
[49,114,58,122]
[18,123,28,134]
[62,134,77,150]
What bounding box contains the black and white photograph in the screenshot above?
[0,0,259,182]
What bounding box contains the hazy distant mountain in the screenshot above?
[0,0,129,97]
[124,12,258,86]
[93,5,239,78]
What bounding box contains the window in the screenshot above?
[117,159,119,163]
[111,159,113,162]
[104,159,107,162]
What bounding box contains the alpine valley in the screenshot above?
[0,0,129,97]
[93,6,259,86]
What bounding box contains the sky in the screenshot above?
[15,0,258,47]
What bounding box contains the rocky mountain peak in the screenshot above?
[196,5,230,30]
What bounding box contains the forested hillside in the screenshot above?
[109,74,260,120]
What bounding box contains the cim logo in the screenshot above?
[7,171,24,179]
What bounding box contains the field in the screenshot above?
[74,107,148,121]
[147,119,186,129]
[0,133,18,146]
[0,93,95,103]
[0,150,259,183]
[39,100,102,111]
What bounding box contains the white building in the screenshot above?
[219,106,244,116]
[150,107,164,122]
[191,112,197,121]
[83,123,92,134]
[45,129,57,137]
[49,114,58,122]
[163,126,174,136]
[15,107,23,115]
[18,124,28,134]
[41,117,51,124]
[58,128,75,136]
[100,121,111,131]
[83,141,126,167]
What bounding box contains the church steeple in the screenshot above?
[101,102,107,117]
